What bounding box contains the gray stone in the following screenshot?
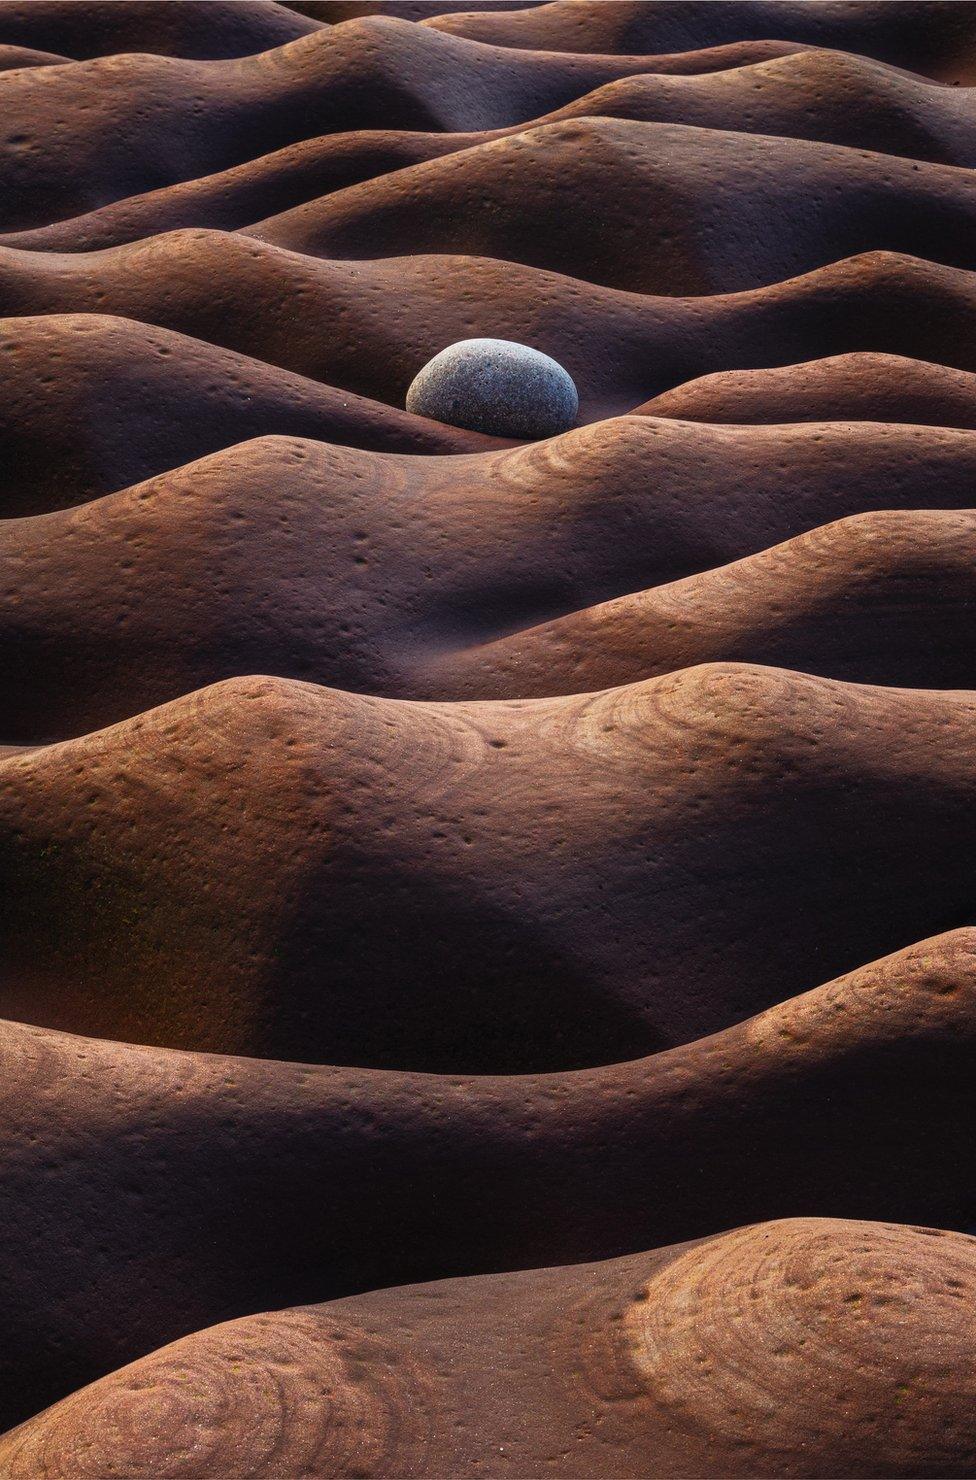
[405,338,579,439]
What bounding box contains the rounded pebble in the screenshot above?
[405,337,578,439]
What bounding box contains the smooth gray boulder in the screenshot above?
[405,338,579,439]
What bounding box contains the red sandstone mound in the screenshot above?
[4,666,976,1069]
[0,43,66,71]
[0,315,499,509]
[248,119,976,294]
[430,0,976,83]
[0,130,489,252]
[10,49,976,251]
[0,0,321,60]
[8,241,976,422]
[4,1216,975,1477]
[0,932,969,1428]
[517,49,976,165]
[638,350,976,428]
[8,425,976,732]
[300,2,549,19]
[0,20,776,231]
[430,509,976,699]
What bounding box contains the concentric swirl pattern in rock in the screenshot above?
[3,1217,975,1478]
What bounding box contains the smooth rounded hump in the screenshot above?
[0,1309,431,1478]
[626,1217,976,1476]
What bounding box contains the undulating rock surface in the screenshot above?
[0,932,971,1430]
[4,1216,976,1477]
[1,3,975,1476]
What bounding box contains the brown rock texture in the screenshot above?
[637,350,976,428]
[0,21,790,230]
[0,314,501,511]
[5,665,976,1068]
[9,49,976,250]
[3,3,976,1476]
[8,243,976,423]
[0,1,323,58]
[0,934,970,1428]
[7,426,976,733]
[2,1216,976,1476]
[247,119,976,292]
[429,1,976,82]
